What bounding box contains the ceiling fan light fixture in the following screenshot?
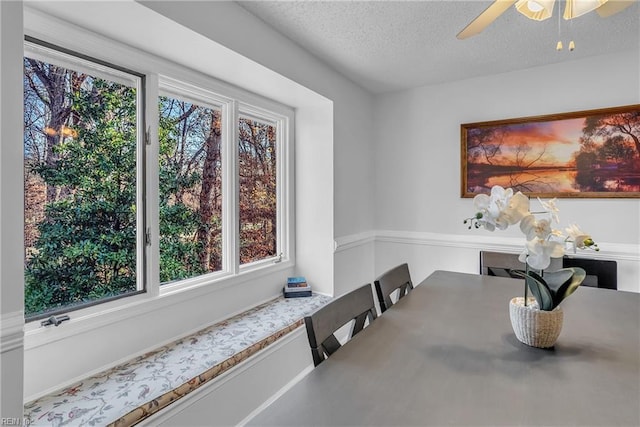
[527,0,545,11]
[457,0,635,40]
[563,0,609,19]
[515,0,555,20]
[527,0,544,12]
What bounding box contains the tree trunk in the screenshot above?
[197,113,221,271]
[25,60,87,203]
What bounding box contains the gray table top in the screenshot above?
[248,270,640,426]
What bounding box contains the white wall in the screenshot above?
[373,50,640,291]
[0,0,25,419]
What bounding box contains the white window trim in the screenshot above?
[22,8,296,347]
[158,77,234,286]
[237,103,293,272]
[24,39,140,88]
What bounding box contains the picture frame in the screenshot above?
[461,105,640,198]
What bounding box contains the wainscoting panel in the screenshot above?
[1,311,24,354]
[1,311,24,421]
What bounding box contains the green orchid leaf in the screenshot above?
[553,267,586,307]
[524,271,554,311]
[543,269,574,293]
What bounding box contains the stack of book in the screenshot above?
[283,276,312,298]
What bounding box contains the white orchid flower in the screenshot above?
[473,193,491,215]
[519,214,552,241]
[472,186,529,231]
[472,193,496,231]
[490,185,511,204]
[500,191,530,225]
[518,238,564,270]
[565,223,597,253]
[537,197,560,223]
[551,228,564,237]
[481,186,512,229]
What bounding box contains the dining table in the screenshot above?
[247,270,640,426]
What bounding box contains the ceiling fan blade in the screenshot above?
[595,0,636,17]
[457,0,517,40]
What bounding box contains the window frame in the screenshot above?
[22,30,295,333]
[23,36,148,322]
[157,80,231,285]
[237,104,289,271]
[157,77,294,295]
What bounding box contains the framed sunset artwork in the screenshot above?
[461,105,640,198]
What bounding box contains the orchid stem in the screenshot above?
[524,260,529,307]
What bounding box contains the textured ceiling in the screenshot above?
[237,0,640,94]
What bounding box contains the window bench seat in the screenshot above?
[24,293,331,427]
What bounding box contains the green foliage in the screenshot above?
[158,202,205,283]
[523,267,586,311]
[157,97,214,282]
[24,77,138,317]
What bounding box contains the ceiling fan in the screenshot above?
[457,0,637,39]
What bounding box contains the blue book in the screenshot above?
[283,288,312,298]
[287,276,308,288]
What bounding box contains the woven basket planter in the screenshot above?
[509,297,563,348]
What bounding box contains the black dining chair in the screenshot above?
[562,257,617,289]
[479,250,562,278]
[304,283,377,367]
[479,250,617,290]
[374,263,414,313]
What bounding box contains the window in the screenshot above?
[23,39,144,320]
[22,38,293,322]
[158,94,223,283]
[238,115,278,265]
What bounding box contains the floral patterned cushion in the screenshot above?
[24,294,331,426]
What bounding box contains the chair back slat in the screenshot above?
[374,263,414,313]
[351,311,369,336]
[320,334,342,356]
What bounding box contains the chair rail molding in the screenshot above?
[335,229,639,262]
[375,230,639,261]
[1,311,25,353]
[334,230,376,253]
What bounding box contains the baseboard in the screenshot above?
[238,363,314,426]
